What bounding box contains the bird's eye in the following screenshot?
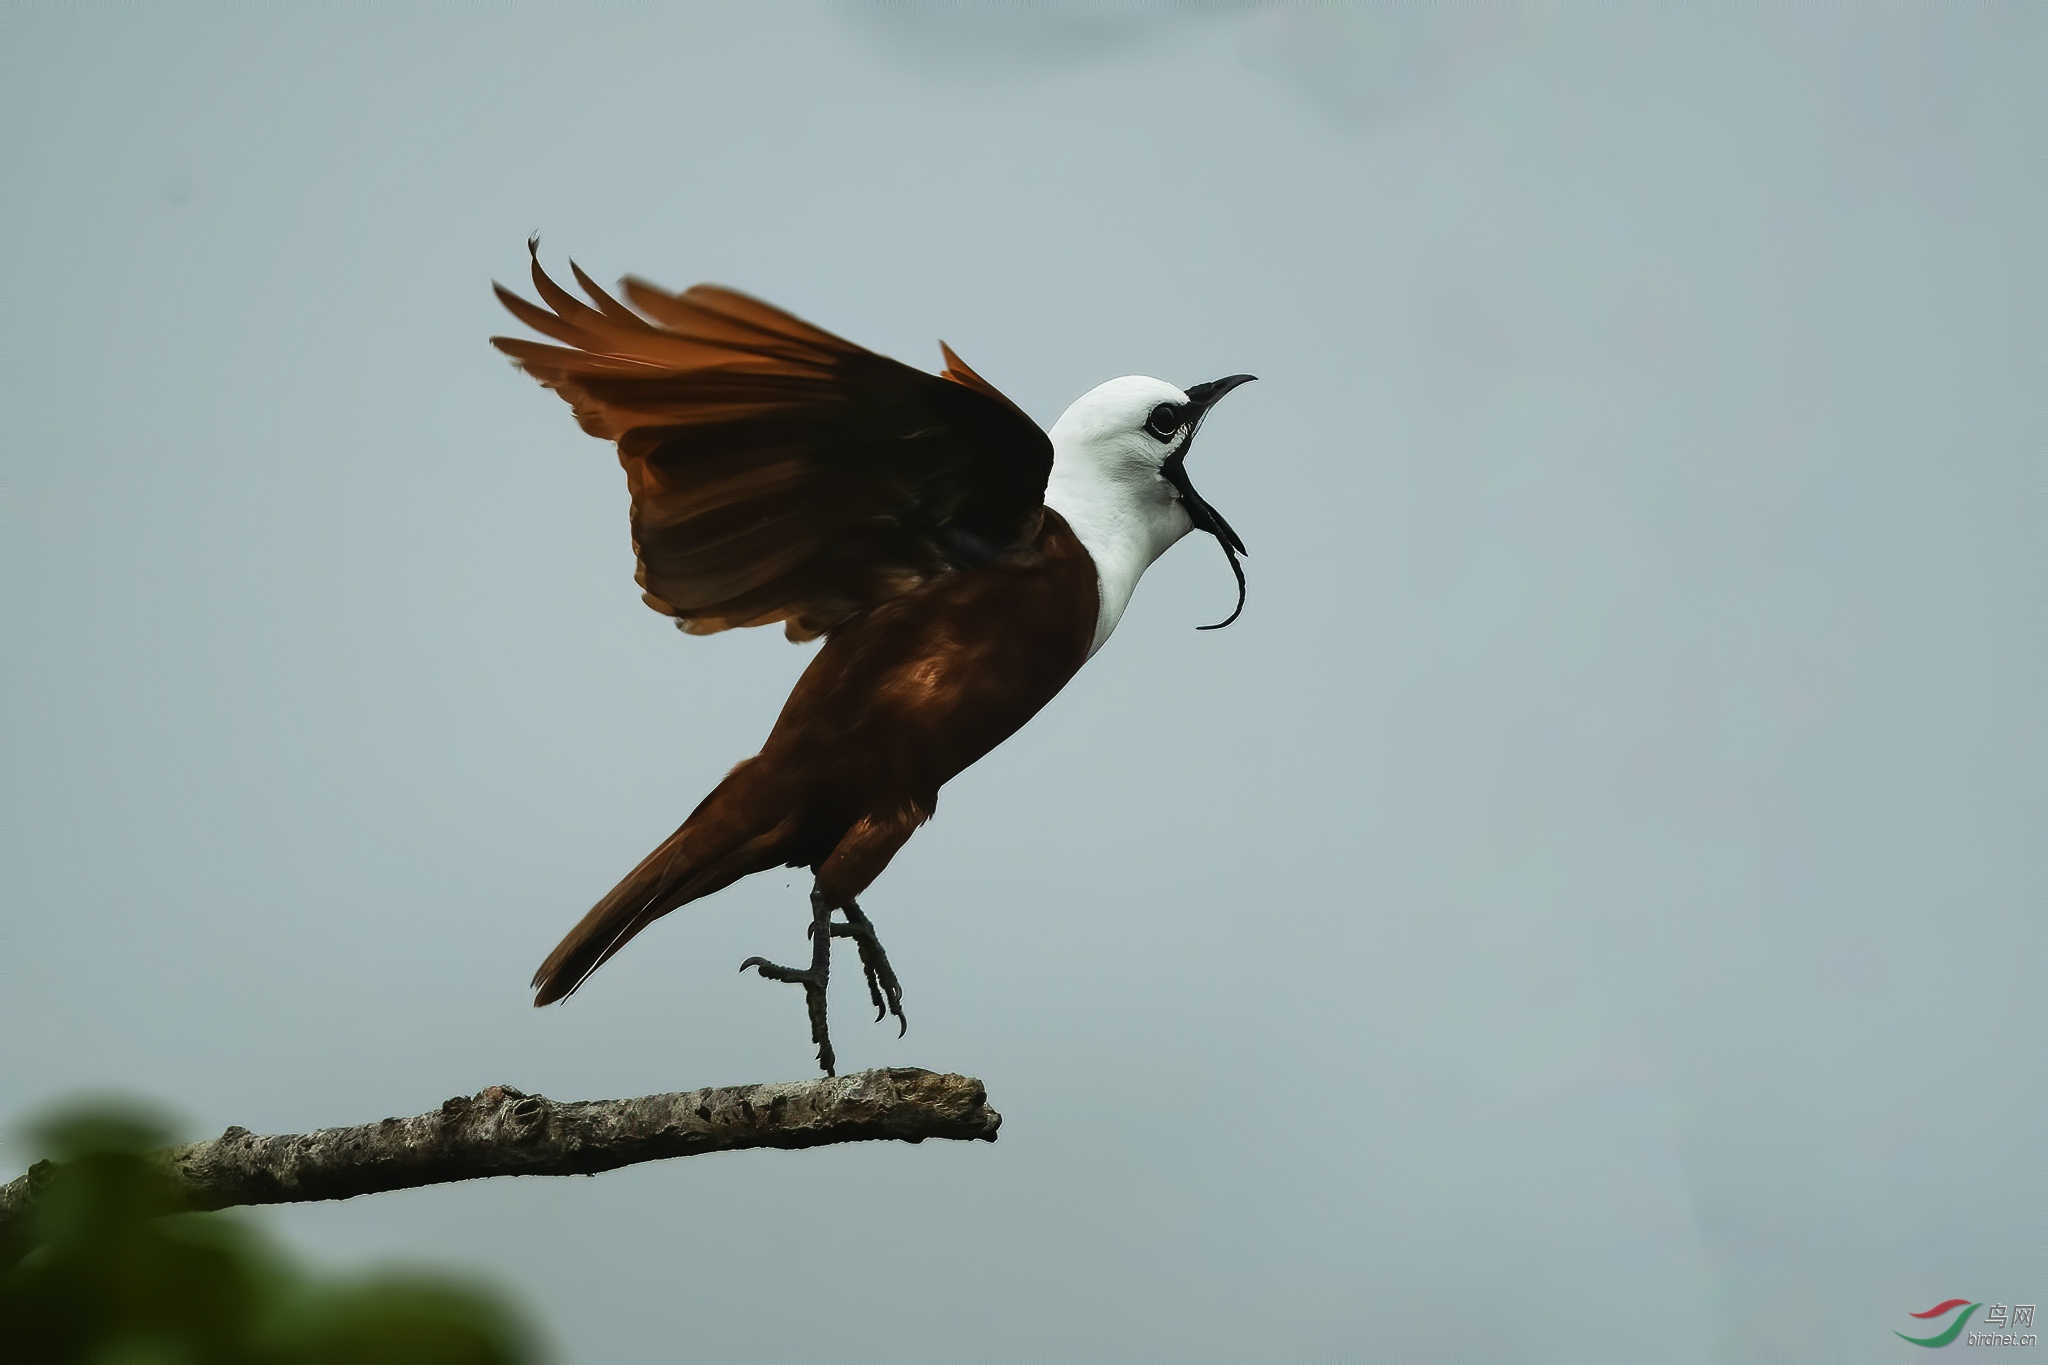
[1145,403,1183,441]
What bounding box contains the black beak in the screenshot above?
[1160,374,1256,630]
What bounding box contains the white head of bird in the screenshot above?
[1045,373,1255,655]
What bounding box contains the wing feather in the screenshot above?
[492,243,1052,640]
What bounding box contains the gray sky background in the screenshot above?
[3,4,2040,1360]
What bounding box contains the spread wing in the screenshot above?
[491,243,1054,640]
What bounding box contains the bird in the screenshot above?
[492,242,1254,1074]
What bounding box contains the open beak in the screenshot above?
[1160,374,1256,629]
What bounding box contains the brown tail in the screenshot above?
[531,763,792,1005]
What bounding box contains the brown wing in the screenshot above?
[490,243,1053,641]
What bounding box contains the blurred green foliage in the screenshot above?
[1,1103,542,1365]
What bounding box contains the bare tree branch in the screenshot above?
[1,1067,997,1234]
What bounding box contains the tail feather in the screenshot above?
[531,826,695,1005]
[532,763,793,1005]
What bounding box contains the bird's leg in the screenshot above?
[829,898,907,1037]
[739,890,837,1076]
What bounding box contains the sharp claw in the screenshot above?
[739,956,768,973]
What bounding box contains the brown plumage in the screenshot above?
[495,246,1094,1039]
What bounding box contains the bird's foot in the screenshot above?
[829,899,907,1037]
[739,893,836,1075]
[738,893,911,1075]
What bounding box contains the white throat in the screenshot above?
[1043,379,1197,657]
